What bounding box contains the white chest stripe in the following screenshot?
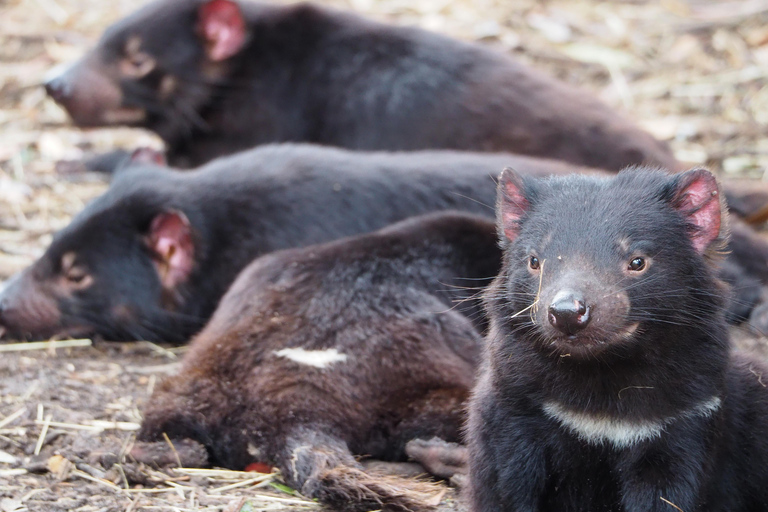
[273,348,348,368]
[542,396,722,449]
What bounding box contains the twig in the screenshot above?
[660,496,686,512]
[0,339,92,352]
[617,386,655,399]
[72,468,123,491]
[509,258,545,320]
[223,497,246,512]
[124,488,185,494]
[242,494,319,506]
[174,468,270,479]
[125,496,142,512]
[88,420,140,431]
[34,413,52,456]
[21,488,46,502]
[0,407,27,429]
[32,419,140,431]
[0,469,27,477]
[116,463,130,490]
[33,420,102,431]
[142,341,178,359]
[210,475,275,494]
[163,432,182,468]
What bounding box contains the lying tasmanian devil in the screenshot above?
[1,144,765,343]
[131,212,500,511]
[466,167,768,511]
[0,145,581,343]
[45,0,675,171]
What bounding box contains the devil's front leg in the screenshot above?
[616,418,714,512]
[466,388,547,512]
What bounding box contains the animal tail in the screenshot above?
[282,429,445,511]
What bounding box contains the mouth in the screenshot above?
[0,325,93,343]
[543,324,640,357]
[552,334,605,350]
[60,104,147,127]
[102,106,147,125]
[49,325,95,341]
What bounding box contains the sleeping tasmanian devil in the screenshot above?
[1,144,765,344]
[466,167,768,511]
[1,145,590,343]
[130,211,499,511]
[45,0,675,172]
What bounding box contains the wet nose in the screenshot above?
[548,291,591,335]
[44,76,70,103]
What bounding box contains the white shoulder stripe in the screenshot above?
[273,348,348,368]
[542,396,721,449]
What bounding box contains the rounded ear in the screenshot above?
[130,147,167,166]
[497,167,529,243]
[197,0,247,61]
[147,210,195,290]
[671,168,725,254]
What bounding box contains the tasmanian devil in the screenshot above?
[44,0,675,172]
[131,211,500,511]
[465,167,768,511]
[0,144,590,343]
[2,144,766,344]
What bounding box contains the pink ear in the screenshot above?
[147,210,195,290]
[130,147,167,166]
[497,167,529,242]
[198,0,247,61]
[671,168,722,254]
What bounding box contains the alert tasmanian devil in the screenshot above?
[44,0,675,172]
[466,167,768,511]
[131,212,500,511]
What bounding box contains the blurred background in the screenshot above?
[1,0,768,281]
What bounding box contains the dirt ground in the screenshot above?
[1,0,768,510]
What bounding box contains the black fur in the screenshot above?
[45,0,675,172]
[0,145,565,343]
[1,145,765,343]
[466,168,768,512]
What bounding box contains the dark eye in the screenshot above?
[129,53,147,67]
[121,36,156,78]
[124,52,155,77]
[66,267,88,284]
[61,252,92,288]
[628,257,646,272]
[529,256,540,270]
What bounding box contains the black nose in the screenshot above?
[44,76,70,103]
[548,291,591,335]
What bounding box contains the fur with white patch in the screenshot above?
[274,348,348,369]
[543,397,722,449]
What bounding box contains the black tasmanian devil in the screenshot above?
[1,145,766,344]
[130,212,501,511]
[1,145,590,343]
[45,0,675,171]
[466,167,768,512]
